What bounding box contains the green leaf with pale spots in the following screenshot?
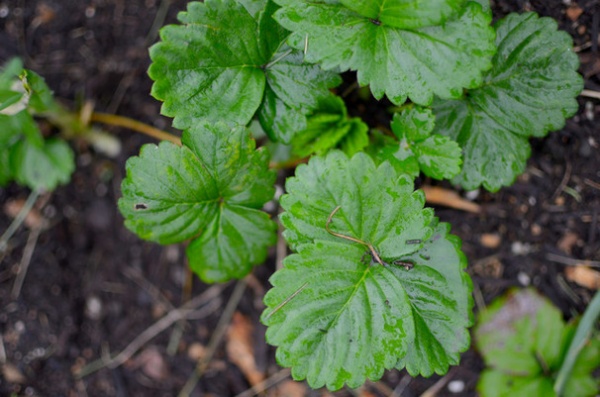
[433,12,583,191]
[273,0,495,105]
[149,0,340,142]
[263,151,472,389]
[119,122,276,282]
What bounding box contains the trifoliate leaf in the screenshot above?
[475,289,600,397]
[10,138,75,191]
[292,95,369,157]
[433,12,583,191]
[378,108,462,179]
[274,0,495,105]
[119,122,277,282]
[265,151,472,389]
[149,0,340,142]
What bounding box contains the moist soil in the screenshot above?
[1,1,599,396]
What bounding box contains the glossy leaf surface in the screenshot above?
[433,12,583,191]
[264,151,472,389]
[274,0,495,105]
[119,123,276,282]
[149,0,340,141]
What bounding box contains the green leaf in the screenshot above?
[433,12,583,191]
[475,289,600,397]
[0,58,23,90]
[0,90,24,112]
[292,95,369,157]
[21,70,58,113]
[476,289,565,376]
[10,138,75,191]
[477,371,555,397]
[395,221,472,376]
[265,151,472,389]
[274,1,495,105]
[118,122,277,282]
[149,0,340,141]
[0,147,12,186]
[378,108,462,179]
[281,152,434,253]
[263,240,415,390]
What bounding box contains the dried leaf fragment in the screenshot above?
[226,312,264,386]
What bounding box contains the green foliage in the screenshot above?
[148,0,340,142]
[292,95,369,157]
[273,0,495,105]
[124,0,584,391]
[263,152,472,389]
[475,289,600,397]
[433,12,582,191]
[0,59,74,191]
[377,106,462,179]
[119,123,277,282]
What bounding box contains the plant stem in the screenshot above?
[0,190,40,253]
[90,112,181,145]
[554,290,600,396]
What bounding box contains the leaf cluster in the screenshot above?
[0,59,74,192]
[118,0,585,391]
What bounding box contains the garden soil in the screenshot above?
[1,1,599,396]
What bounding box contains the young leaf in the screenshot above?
[265,151,472,389]
[475,289,600,397]
[292,95,369,157]
[433,12,583,191]
[273,0,495,105]
[378,107,462,179]
[119,122,277,282]
[149,0,340,142]
[10,138,75,192]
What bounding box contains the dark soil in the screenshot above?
[1,1,599,396]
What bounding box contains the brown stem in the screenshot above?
[326,206,384,266]
[90,112,181,145]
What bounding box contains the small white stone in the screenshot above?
[85,295,103,320]
[518,271,531,286]
[448,380,465,393]
[511,241,532,255]
[465,189,480,201]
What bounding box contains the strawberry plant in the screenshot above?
[0,59,75,192]
[2,0,584,392]
[117,0,583,390]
